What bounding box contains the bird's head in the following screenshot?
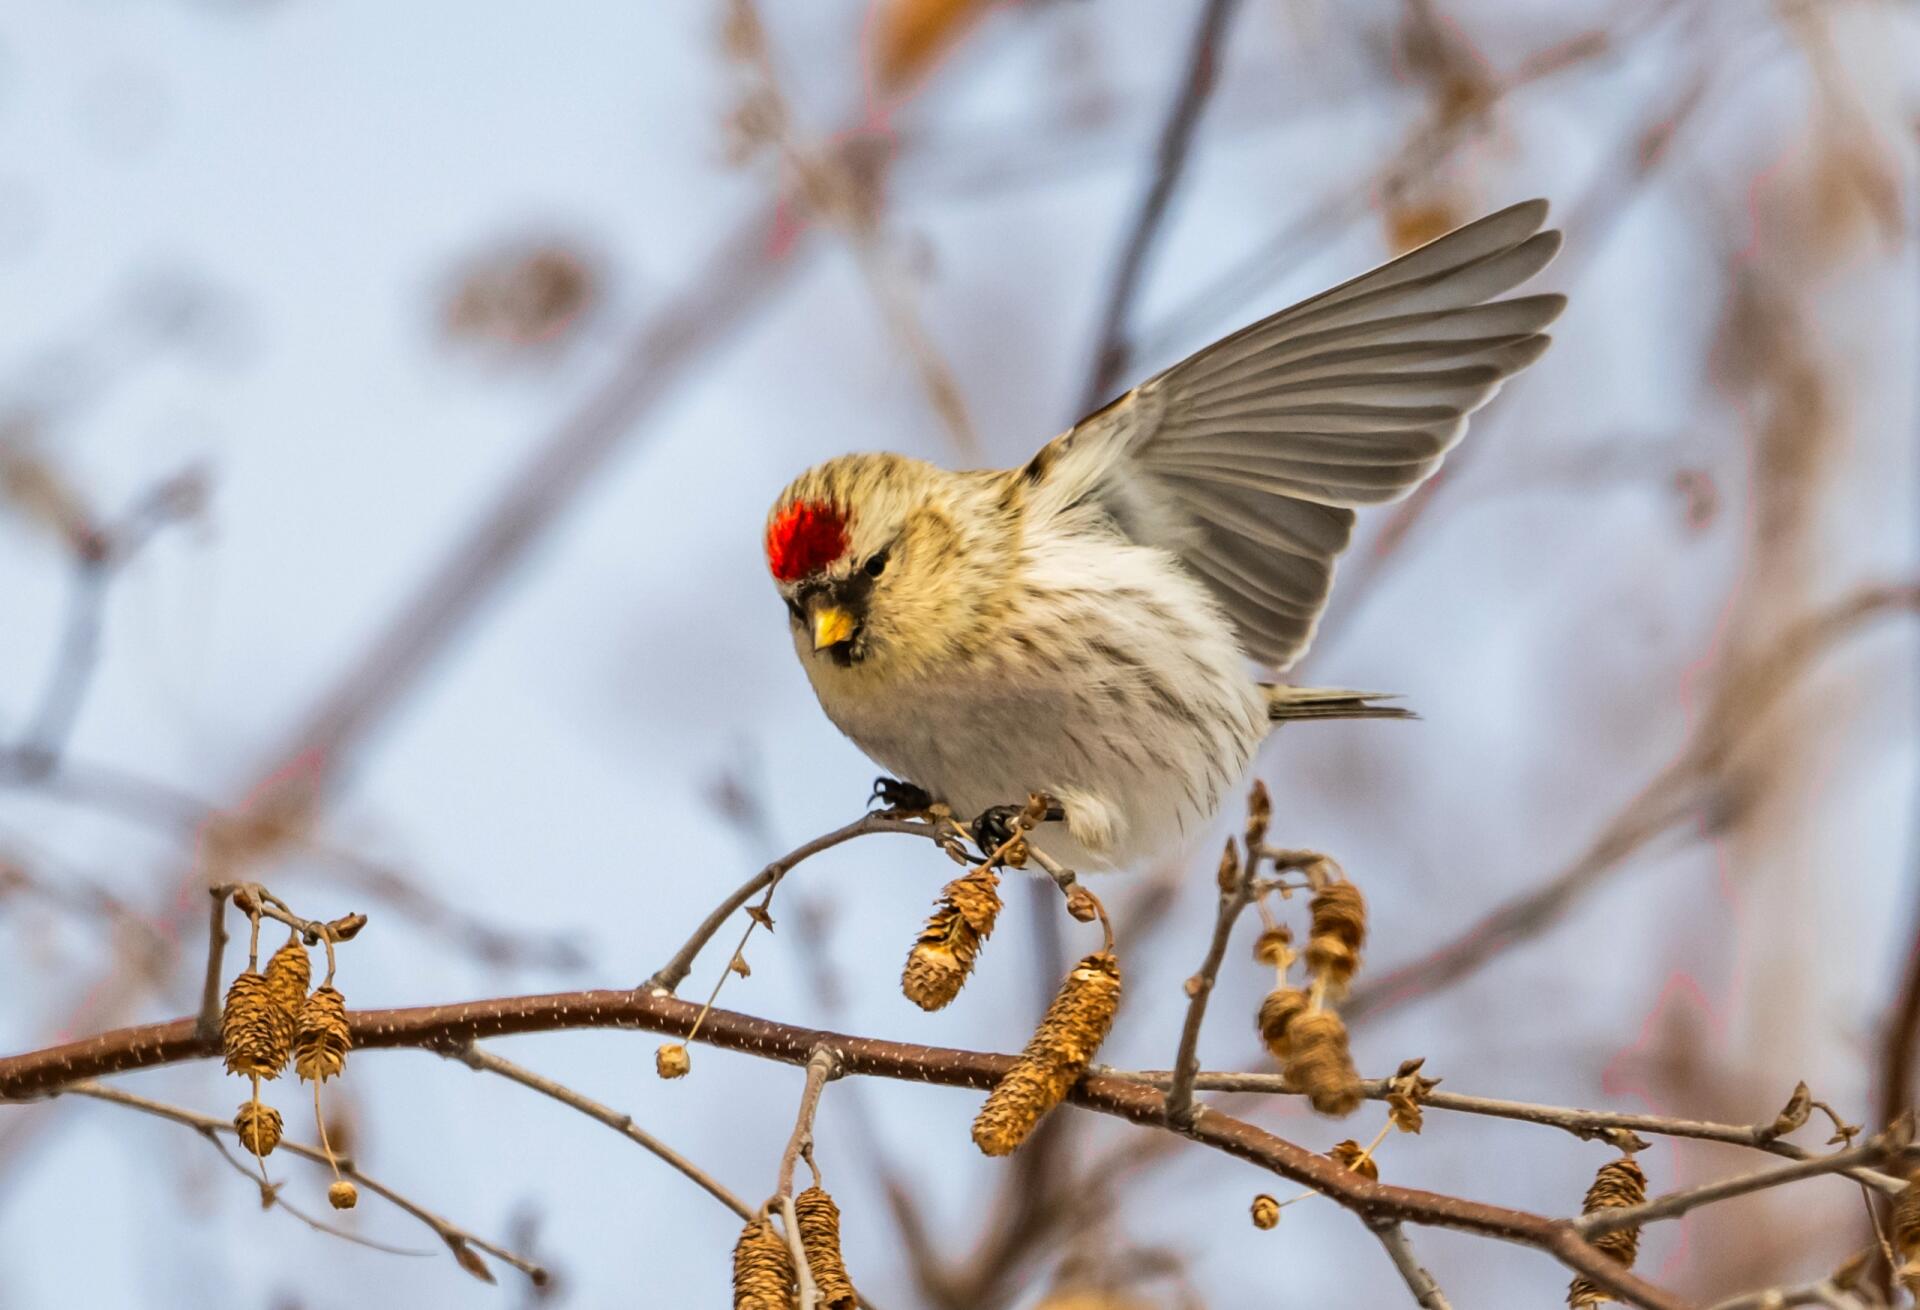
[766,453,1008,677]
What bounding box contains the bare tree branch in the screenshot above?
[448,1042,752,1221]
[1102,1067,1905,1193]
[0,991,1687,1309]
[1164,846,1255,1127]
[1346,581,1920,1023]
[1579,1136,1914,1240]
[63,1080,547,1285]
[1372,1220,1454,1310]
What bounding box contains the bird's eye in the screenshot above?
[784,595,804,622]
[863,551,888,579]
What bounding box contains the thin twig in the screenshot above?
[13,465,206,771]
[1579,1137,1915,1240]
[728,0,975,459]
[62,1080,546,1285]
[775,1047,840,1310]
[779,1047,841,1199]
[1098,1068,1906,1193]
[643,812,935,995]
[1704,1277,1870,1309]
[448,1043,751,1220]
[1346,581,1920,1023]
[1077,0,1246,412]
[200,1130,429,1256]
[196,887,231,1042]
[1372,1220,1454,1310]
[1164,848,1255,1127]
[782,1191,820,1310]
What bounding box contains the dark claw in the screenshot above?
[969,797,1069,853]
[970,805,1023,853]
[870,776,935,814]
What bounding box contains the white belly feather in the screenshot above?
[802,531,1267,871]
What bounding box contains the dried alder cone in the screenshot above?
[972,951,1122,1156]
[1282,1009,1364,1117]
[263,939,311,1029]
[1256,987,1310,1062]
[794,1185,858,1310]
[1252,926,1292,969]
[1251,856,1369,1117]
[294,986,352,1082]
[1567,1155,1648,1308]
[1250,1193,1280,1230]
[233,1099,283,1157]
[901,865,1000,1011]
[1305,881,1367,997]
[221,971,290,1078]
[731,1215,796,1309]
[328,1180,359,1211]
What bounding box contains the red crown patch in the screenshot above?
[766,502,849,582]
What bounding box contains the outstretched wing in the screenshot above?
[1029,199,1565,670]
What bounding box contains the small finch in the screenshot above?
[767,202,1563,868]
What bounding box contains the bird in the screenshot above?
[764,199,1564,871]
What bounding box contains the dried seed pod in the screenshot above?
[1257,988,1310,1063]
[794,1186,857,1309]
[1567,1155,1648,1307]
[328,1180,359,1210]
[656,1042,691,1079]
[1387,1090,1424,1134]
[1386,1057,1437,1134]
[294,986,351,1083]
[1251,926,1292,968]
[731,1216,796,1309]
[1305,882,1367,996]
[263,939,311,1053]
[901,867,1001,1012]
[972,952,1122,1156]
[1282,1009,1363,1116]
[1329,1139,1379,1181]
[233,1099,283,1157]
[222,971,290,1079]
[1250,1193,1280,1230]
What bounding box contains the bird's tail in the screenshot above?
[1263,685,1416,723]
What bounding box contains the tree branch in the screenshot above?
[0,992,1684,1309]
[1372,1220,1453,1310]
[643,813,935,995]
[1101,1068,1905,1192]
[447,1042,751,1221]
[1578,1137,1914,1240]
[63,1080,546,1285]
[1164,848,1255,1127]
[1346,581,1920,1023]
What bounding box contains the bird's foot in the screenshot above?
[969,793,1066,859]
[870,776,935,815]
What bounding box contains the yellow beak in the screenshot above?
[811,605,856,651]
